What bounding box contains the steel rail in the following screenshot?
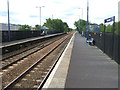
[1,35,65,70]
[3,35,69,89]
[2,34,65,60]
[37,37,69,90]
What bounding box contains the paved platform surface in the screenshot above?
[43,32,118,89]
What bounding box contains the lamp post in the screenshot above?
[7,0,11,41]
[36,6,45,27]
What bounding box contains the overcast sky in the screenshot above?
[0,0,119,28]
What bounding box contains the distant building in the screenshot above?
[0,23,21,31]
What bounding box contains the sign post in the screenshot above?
[104,16,115,59]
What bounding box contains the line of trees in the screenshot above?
[99,21,120,35]
[43,18,72,33]
[18,18,73,33]
[18,24,42,31]
[74,19,89,32]
[18,25,32,31]
[74,19,120,35]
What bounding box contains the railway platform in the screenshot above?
[0,33,63,48]
[43,32,118,89]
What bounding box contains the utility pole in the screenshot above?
[7,0,11,41]
[86,0,89,41]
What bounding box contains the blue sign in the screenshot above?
[104,16,115,23]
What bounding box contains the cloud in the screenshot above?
[65,13,74,16]
[52,1,63,4]
[0,11,18,17]
[0,0,119,28]
[0,11,8,16]
[29,15,39,18]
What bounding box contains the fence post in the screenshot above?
[112,16,115,59]
[103,24,106,53]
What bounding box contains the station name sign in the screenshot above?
[104,16,115,23]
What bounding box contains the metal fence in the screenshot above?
[1,31,42,42]
[92,32,120,64]
[1,30,62,43]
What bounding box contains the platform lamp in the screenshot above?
[36,6,45,29]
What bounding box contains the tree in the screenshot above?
[35,25,41,30]
[99,22,120,34]
[74,19,88,32]
[106,24,112,32]
[99,23,104,32]
[43,18,53,30]
[115,21,120,35]
[68,28,73,32]
[63,22,69,32]
[43,18,69,33]
[18,25,31,31]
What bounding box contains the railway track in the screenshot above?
[2,34,65,60]
[1,35,66,69]
[2,33,73,89]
